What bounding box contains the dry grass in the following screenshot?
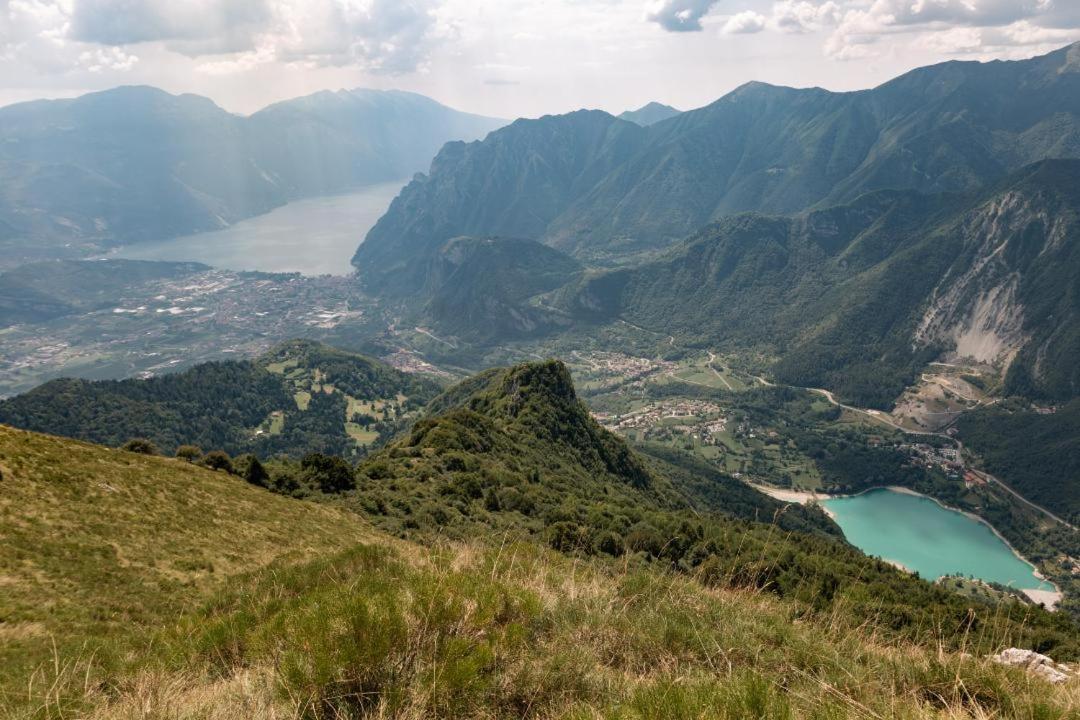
[66,538,1080,720]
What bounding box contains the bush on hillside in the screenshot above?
[202,450,234,473]
[120,438,158,455]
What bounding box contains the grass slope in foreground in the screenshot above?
[2,365,1079,718]
[0,424,372,717]
[19,535,1080,718]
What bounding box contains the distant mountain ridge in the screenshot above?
[355,42,1080,284]
[618,101,680,126]
[0,86,503,266]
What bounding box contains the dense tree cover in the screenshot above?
[0,361,291,455]
[257,361,1079,658]
[959,399,1080,525]
[0,339,442,457]
[419,237,582,340]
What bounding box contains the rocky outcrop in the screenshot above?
[989,648,1076,684]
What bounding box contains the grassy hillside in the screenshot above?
[323,362,1079,660]
[0,423,372,717]
[70,540,1080,720]
[1,397,1078,718]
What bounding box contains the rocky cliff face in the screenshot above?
[914,192,1040,368]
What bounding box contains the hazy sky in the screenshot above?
[1,0,1078,118]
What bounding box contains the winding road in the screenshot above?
[613,318,1076,532]
[802,386,1077,531]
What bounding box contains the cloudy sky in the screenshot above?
[1,0,1078,118]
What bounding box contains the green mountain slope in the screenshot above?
[419,236,582,339]
[561,160,1080,407]
[959,399,1080,525]
[337,358,845,541]
[0,339,441,457]
[353,109,647,293]
[355,42,1080,274]
[338,361,1078,658]
[3,365,1079,718]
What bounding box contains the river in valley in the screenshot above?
[112,180,406,276]
[821,488,1055,593]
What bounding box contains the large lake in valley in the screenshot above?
[112,180,406,276]
[821,488,1055,591]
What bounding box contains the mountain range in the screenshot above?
[0,86,502,267]
[563,160,1080,407]
[352,43,1080,409]
[355,42,1080,283]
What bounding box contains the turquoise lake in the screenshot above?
[822,488,1054,590]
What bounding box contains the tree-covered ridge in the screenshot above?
[342,360,835,538]
[420,237,582,339]
[0,340,442,457]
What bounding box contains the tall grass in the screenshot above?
[28,538,1073,720]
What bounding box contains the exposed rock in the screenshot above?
[914,193,1034,367]
[989,648,1075,684]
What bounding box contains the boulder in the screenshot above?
[989,648,1074,684]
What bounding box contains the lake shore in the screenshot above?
[749,482,1063,608]
[748,484,837,519]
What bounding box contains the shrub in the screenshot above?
[301,453,355,494]
[593,530,625,557]
[547,522,586,553]
[175,445,202,462]
[202,450,234,474]
[120,438,158,455]
[234,454,270,487]
[625,522,664,557]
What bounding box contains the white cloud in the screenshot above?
[70,0,272,51]
[0,0,443,77]
[817,0,1080,60]
[772,1,841,34]
[722,11,766,35]
[646,0,720,32]
[78,45,138,72]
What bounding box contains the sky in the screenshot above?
[1,0,1078,119]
